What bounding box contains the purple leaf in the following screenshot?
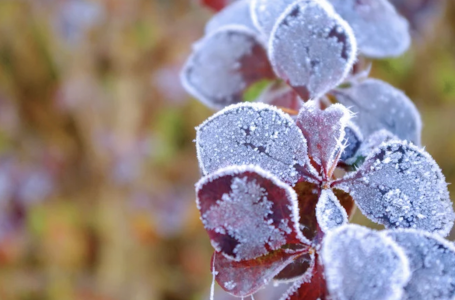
[386,229,455,300]
[274,252,313,282]
[316,189,348,233]
[334,141,455,236]
[250,0,296,36]
[196,165,309,261]
[332,79,422,145]
[181,26,275,110]
[296,102,351,180]
[196,103,311,185]
[268,0,357,100]
[321,224,411,300]
[328,0,411,58]
[205,0,258,34]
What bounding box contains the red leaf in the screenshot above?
[293,181,321,242]
[260,86,303,112]
[196,166,309,261]
[274,252,313,282]
[201,0,237,11]
[213,248,308,297]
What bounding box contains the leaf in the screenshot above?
[386,229,455,300]
[328,0,411,58]
[334,141,455,236]
[250,0,296,36]
[293,181,321,242]
[196,103,311,185]
[201,0,238,11]
[181,26,275,110]
[213,249,306,297]
[274,252,313,282]
[205,0,258,34]
[196,165,309,261]
[296,102,351,180]
[332,79,422,145]
[280,257,328,300]
[339,121,363,163]
[316,189,348,233]
[268,0,357,101]
[321,224,411,300]
[259,85,304,112]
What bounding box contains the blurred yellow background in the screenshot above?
[0,0,453,299]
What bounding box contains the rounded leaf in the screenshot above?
[316,189,348,233]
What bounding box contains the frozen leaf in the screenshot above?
[321,224,410,300]
[387,229,455,300]
[181,26,275,110]
[201,0,238,11]
[196,165,309,261]
[274,252,313,282]
[280,258,328,300]
[333,79,422,145]
[316,189,348,233]
[205,0,258,34]
[334,141,455,236]
[296,102,351,179]
[328,0,411,58]
[339,121,363,163]
[196,103,310,185]
[250,0,295,36]
[268,0,357,100]
[213,249,305,297]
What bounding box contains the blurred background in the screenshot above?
[0,0,453,299]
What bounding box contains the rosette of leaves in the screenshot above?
[195,101,454,299]
[183,0,411,111]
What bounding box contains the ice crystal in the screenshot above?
[316,189,348,233]
[205,0,258,34]
[333,79,422,145]
[268,0,357,101]
[328,0,411,58]
[322,225,410,300]
[196,103,308,185]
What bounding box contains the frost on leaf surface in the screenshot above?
[316,189,348,233]
[196,103,309,185]
[296,102,351,179]
[181,27,275,110]
[250,0,295,36]
[196,166,308,261]
[340,121,363,163]
[335,141,454,236]
[387,230,455,300]
[328,0,411,58]
[268,0,357,101]
[322,225,410,300]
[213,249,302,297]
[205,0,258,34]
[348,129,399,165]
[333,79,422,145]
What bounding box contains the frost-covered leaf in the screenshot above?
[213,249,305,297]
[268,0,357,101]
[328,0,411,58]
[334,141,455,236]
[321,225,410,300]
[205,0,258,34]
[196,103,310,185]
[181,26,275,110]
[259,86,303,112]
[293,181,321,241]
[387,229,455,300]
[339,121,363,163]
[250,0,295,36]
[296,102,351,179]
[201,0,238,11]
[332,79,422,145]
[274,252,313,282]
[280,259,328,300]
[196,166,309,261]
[316,189,348,233]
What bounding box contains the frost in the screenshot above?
[348,129,399,164]
[340,121,363,163]
[268,0,357,101]
[181,26,275,110]
[387,229,455,300]
[333,79,422,145]
[196,103,309,185]
[328,0,411,58]
[196,165,309,261]
[321,225,410,300]
[316,189,348,233]
[296,102,351,179]
[205,0,258,34]
[250,0,295,36]
[335,141,455,236]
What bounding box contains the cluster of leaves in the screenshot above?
[181,0,455,299]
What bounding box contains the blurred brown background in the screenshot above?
[0,0,453,299]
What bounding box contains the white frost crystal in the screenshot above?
[316,189,348,233]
